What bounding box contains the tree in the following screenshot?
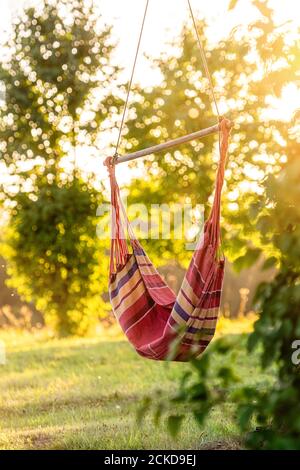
[0,0,117,335]
[3,178,106,336]
[123,1,298,271]
[236,126,300,448]
[0,0,116,180]
[135,0,300,449]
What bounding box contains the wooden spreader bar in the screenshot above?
[115,123,220,164]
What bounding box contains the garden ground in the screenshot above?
[0,315,273,450]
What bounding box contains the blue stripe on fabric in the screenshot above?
[187,326,215,335]
[110,261,139,299]
[133,246,146,256]
[174,302,189,321]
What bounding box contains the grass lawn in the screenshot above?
[0,317,274,450]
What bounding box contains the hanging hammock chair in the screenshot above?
[104,0,232,361]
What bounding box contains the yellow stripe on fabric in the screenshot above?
[184,331,215,342]
[171,309,189,327]
[180,278,202,307]
[174,291,195,317]
[138,264,161,277]
[110,255,136,291]
[190,306,219,321]
[190,316,218,330]
[113,278,147,319]
[135,253,163,276]
[110,267,142,310]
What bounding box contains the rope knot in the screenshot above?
[219,117,232,133]
[104,156,114,168]
[104,156,116,177]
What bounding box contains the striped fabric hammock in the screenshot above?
[104,117,231,361]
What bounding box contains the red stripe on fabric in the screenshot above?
[113,277,144,311]
[196,315,218,321]
[182,337,211,347]
[168,316,178,328]
[174,345,206,361]
[201,291,222,309]
[125,303,156,335]
[180,288,196,308]
[186,259,206,287]
[142,273,167,288]
[119,293,154,332]
[149,288,176,303]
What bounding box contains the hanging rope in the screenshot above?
[113,0,221,159]
[114,0,150,159]
[187,0,220,118]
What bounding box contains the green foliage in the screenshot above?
[124,3,299,269]
[2,178,109,336]
[238,129,300,448]
[2,330,265,449]
[167,415,184,439]
[233,248,261,272]
[0,0,117,334]
[136,2,300,449]
[0,0,117,176]
[137,335,243,437]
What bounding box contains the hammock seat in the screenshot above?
[105,118,231,361]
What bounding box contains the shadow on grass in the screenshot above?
[0,333,260,450]
[0,389,141,418]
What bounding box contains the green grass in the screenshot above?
[0,327,274,450]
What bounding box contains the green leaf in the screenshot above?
[190,354,210,377]
[137,397,151,424]
[262,256,277,270]
[238,405,254,431]
[247,331,260,352]
[167,415,184,438]
[233,248,261,272]
[218,366,239,385]
[153,403,164,427]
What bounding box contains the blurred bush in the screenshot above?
[0,0,118,335]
